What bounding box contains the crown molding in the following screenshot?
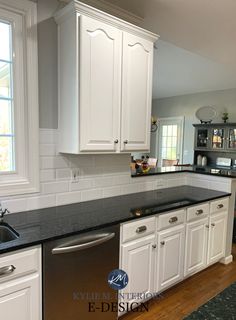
[55,1,158,42]
[58,0,144,25]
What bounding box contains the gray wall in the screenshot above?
[152,88,236,163]
[38,0,59,129]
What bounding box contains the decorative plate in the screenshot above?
[195,106,217,123]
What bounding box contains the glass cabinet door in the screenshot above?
[196,128,209,148]
[228,128,236,149]
[212,128,225,149]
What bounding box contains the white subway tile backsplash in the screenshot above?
[40,129,58,144]
[68,155,95,168]
[94,154,130,167]
[1,198,27,214]
[121,183,142,195]
[70,179,93,191]
[27,195,56,211]
[79,166,103,177]
[42,181,69,194]
[56,191,81,206]
[101,166,130,175]
[2,129,204,214]
[93,176,115,188]
[40,144,57,156]
[81,188,103,201]
[103,186,122,198]
[56,168,72,180]
[40,156,69,169]
[40,169,55,182]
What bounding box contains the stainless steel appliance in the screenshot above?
[43,225,119,320]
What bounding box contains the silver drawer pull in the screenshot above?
[217,204,224,209]
[169,217,178,224]
[0,265,16,277]
[136,226,147,234]
[196,209,204,215]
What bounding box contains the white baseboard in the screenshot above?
[220,255,233,265]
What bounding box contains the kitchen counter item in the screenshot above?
[43,225,119,320]
[0,186,230,255]
[202,156,207,166]
[197,154,202,166]
[216,157,232,167]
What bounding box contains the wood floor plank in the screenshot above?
[121,245,236,320]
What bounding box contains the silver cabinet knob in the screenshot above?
[160,241,165,246]
[211,223,215,227]
[206,225,209,229]
[114,139,119,144]
[136,226,147,234]
[152,244,157,249]
[124,140,128,144]
[196,209,203,215]
[169,216,178,223]
[217,204,224,209]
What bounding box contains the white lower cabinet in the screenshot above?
[0,246,41,320]
[0,274,40,320]
[157,224,185,292]
[119,197,229,317]
[207,212,227,265]
[120,234,156,305]
[184,217,208,277]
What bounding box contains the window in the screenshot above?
[157,117,184,167]
[0,20,14,172]
[0,0,39,196]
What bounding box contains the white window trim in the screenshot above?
[157,116,184,167]
[0,0,39,196]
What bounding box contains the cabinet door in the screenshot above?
[0,274,41,320]
[227,128,236,150]
[195,128,210,150]
[120,234,156,306]
[207,212,227,265]
[80,16,122,152]
[158,225,185,292]
[211,128,225,150]
[121,32,153,152]
[184,218,208,277]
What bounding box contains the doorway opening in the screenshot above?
[157,117,184,167]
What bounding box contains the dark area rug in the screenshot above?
[184,282,236,319]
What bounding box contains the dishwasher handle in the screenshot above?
[52,232,115,255]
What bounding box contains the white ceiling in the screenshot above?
[103,0,236,98]
[153,40,236,99]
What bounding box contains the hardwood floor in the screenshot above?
[121,244,236,320]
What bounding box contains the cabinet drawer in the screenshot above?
[121,217,155,243]
[158,210,185,231]
[187,203,209,222]
[0,246,40,283]
[210,198,229,214]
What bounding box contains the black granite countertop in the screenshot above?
[131,165,236,178]
[0,186,230,254]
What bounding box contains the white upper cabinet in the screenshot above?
[55,1,158,154]
[121,33,153,152]
[80,16,122,152]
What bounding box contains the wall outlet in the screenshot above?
[72,169,80,183]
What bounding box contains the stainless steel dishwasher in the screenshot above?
[43,225,119,320]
